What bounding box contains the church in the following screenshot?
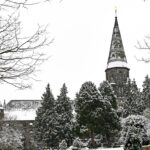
[106,14,130,98]
[0,13,130,122]
[0,13,131,149]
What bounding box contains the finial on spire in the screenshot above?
[115,6,117,17]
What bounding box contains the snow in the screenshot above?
[107,61,129,69]
[67,146,123,150]
[4,109,37,120]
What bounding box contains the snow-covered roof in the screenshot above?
[4,109,37,121]
[107,61,129,69]
[6,99,41,110]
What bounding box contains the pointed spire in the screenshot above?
[106,13,129,69]
[115,7,117,18]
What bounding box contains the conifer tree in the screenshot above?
[34,84,59,148]
[142,75,150,108]
[56,83,73,146]
[75,81,121,147]
[123,79,145,118]
[99,80,117,110]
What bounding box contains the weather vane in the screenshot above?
[115,6,117,17]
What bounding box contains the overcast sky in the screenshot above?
[1,0,150,103]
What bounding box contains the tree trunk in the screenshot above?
[90,130,96,148]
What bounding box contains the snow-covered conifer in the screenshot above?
[123,79,145,117]
[75,81,121,147]
[142,75,150,108]
[34,84,59,148]
[99,80,117,109]
[56,83,73,146]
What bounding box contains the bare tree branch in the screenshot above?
[136,36,150,63]
[0,0,53,89]
[0,0,51,10]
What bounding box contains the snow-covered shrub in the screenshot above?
[120,115,150,145]
[143,108,150,120]
[124,128,142,150]
[59,140,67,150]
[0,125,23,150]
[72,138,82,150]
[87,138,101,148]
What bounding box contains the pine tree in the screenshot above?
[98,81,120,145]
[75,81,121,147]
[55,83,73,146]
[142,75,150,108]
[123,79,145,118]
[99,80,117,110]
[34,84,59,148]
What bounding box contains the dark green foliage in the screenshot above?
[75,82,103,136]
[99,80,117,110]
[56,83,73,146]
[124,126,142,150]
[142,75,150,109]
[123,79,145,118]
[99,98,121,146]
[75,81,121,147]
[34,84,59,148]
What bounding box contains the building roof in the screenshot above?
[6,99,41,110]
[4,99,41,121]
[5,109,36,121]
[107,61,129,69]
[106,16,129,69]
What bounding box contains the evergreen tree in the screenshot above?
[75,81,120,147]
[99,80,117,110]
[142,75,150,108]
[56,83,73,146]
[123,79,145,118]
[34,84,59,149]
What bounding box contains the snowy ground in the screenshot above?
[67,146,123,150]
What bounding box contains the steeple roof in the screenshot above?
[106,16,129,69]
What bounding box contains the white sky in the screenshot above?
[1,0,150,103]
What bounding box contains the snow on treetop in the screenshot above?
[107,61,129,69]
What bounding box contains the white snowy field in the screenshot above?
[67,146,123,150]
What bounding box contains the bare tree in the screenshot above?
[0,0,52,89]
[0,0,50,9]
[136,36,150,63]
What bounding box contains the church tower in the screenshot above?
[105,14,130,97]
